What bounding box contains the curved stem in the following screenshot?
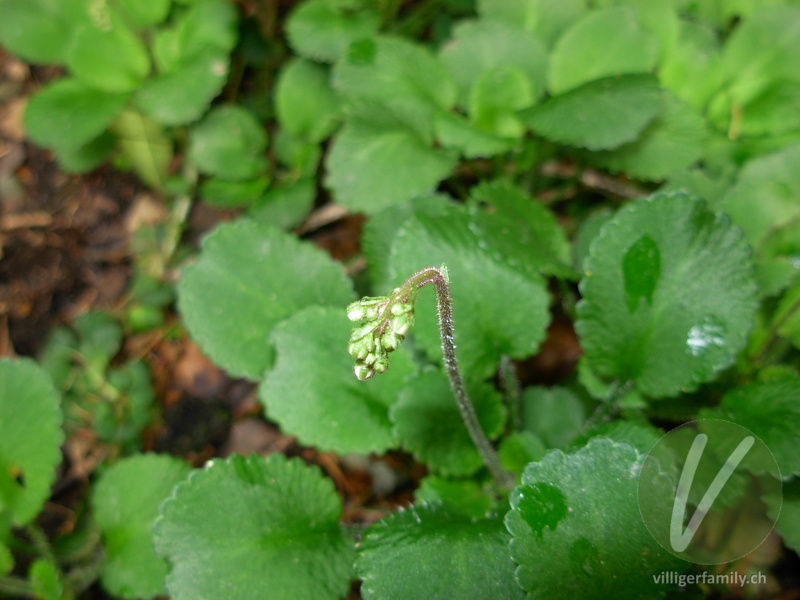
[408,267,514,489]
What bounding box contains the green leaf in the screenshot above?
[434,111,516,159]
[333,36,456,132]
[188,105,267,181]
[717,145,800,251]
[116,0,171,29]
[659,20,723,112]
[325,119,457,214]
[24,78,129,151]
[389,205,551,379]
[477,0,587,48]
[736,80,800,137]
[499,432,547,475]
[766,480,800,554]
[391,371,505,476]
[439,20,547,107]
[358,504,524,600]
[520,386,585,448]
[249,178,316,229]
[275,58,340,142]
[112,109,173,189]
[135,49,230,127]
[525,75,662,150]
[414,477,494,520]
[548,6,658,94]
[506,439,680,599]
[29,559,64,600]
[155,454,354,600]
[67,8,150,93]
[590,93,707,181]
[469,67,533,138]
[570,419,662,455]
[177,219,354,379]
[361,195,454,291]
[0,0,72,64]
[286,0,380,63]
[93,454,192,599]
[0,358,63,526]
[466,180,574,279]
[260,306,413,454]
[710,378,800,477]
[200,177,270,209]
[576,192,758,398]
[55,132,116,173]
[720,6,800,105]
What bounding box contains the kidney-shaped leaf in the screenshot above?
[259,307,413,454]
[178,219,353,379]
[358,503,524,600]
[154,454,354,600]
[506,439,680,599]
[576,192,757,398]
[93,454,192,599]
[0,358,63,526]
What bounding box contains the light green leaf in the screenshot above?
[499,432,547,475]
[477,0,587,47]
[391,371,505,476]
[116,0,171,29]
[469,67,533,138]
[0,0,72,64]
[439,20,547,107]
[0,358,63,526]
[112,109,173,189]
[24,78,129,151]
[548,6,658,94]
[570,419,662,455]
[717,145,800,250]
[506,439,680,599]
[286,0,380,63]
[520,386,585,448]
[526,75,662,150]
[188,105,267,181]
[434,111,516,158]
[200,177,270,209]
[721,6,800,105]
[67,9,150,93]
[259,307,413,454]
[389,205,551,379]
[249,178,316,229]
[177,219,354,379]
[736,81,800,137]
[414,477,494,520]
[174,0,238,57]
[29,559,64,600]
[659,20,723,112]
[275,58,340,142]
[360,195,454,291]
[155,454,354,600]
[94,454,192,599]
[590,93,707,181]
[358,504,524,600]
[0,543,13,576]
[333,36,456,132]
[711,378,800,477]
[466,180,574,279]
[136,50,230,127]
[325,119,457,214]
[576,192,758,398]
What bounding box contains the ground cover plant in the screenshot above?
[1,0,800,598]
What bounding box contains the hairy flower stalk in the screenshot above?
[347,266,513,488]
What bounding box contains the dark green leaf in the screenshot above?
[576,192,758,397]
[358,504,524,600]
[155,454,354,600]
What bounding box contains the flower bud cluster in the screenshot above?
[346,290,416,380]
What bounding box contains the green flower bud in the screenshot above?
[382,331,401,351]
[346,302,366,321]
[391,314,412,336]
[354,365,374,380]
